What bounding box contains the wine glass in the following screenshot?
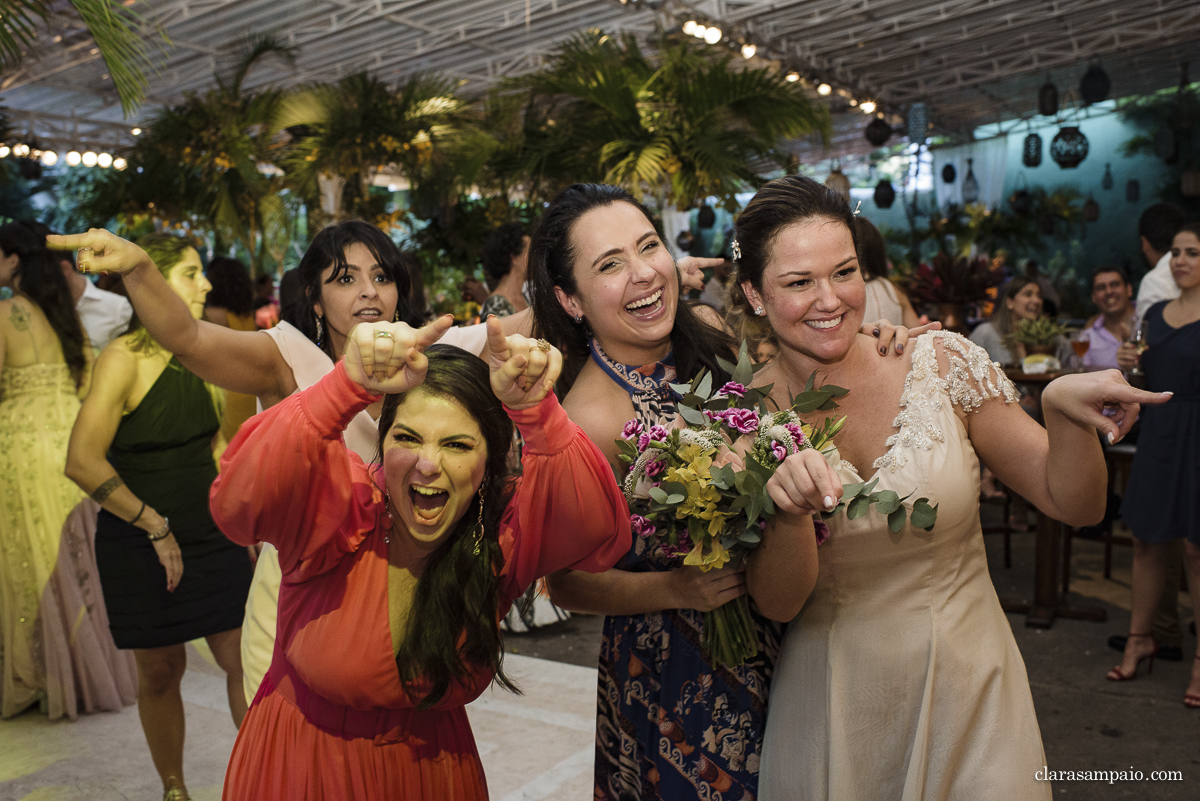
[1127,319,1150,378]
[1070,329,1090,370]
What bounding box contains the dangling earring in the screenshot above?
[471,480,487,556]
[315,314,326,348]
[382,487,394,544]
[394,307,401,322]
[573,315,583,324]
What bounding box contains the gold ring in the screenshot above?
[373,330,394,340]
[533,338,552,352]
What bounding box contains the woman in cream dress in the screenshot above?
[727,176,1168,801]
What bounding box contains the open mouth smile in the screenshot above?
[624,289,663,316]
[355,308,384,321]
[805,314,844,330]
[408,484,449,524]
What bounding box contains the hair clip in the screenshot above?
[852,200,862,217]
[731,237,742,261]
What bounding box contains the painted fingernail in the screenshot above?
[824,495,836,510]
[1162,391,1174,396]
[880,347,887,355]
[872,328,881,337]
[896,343,904,354]
[1107,431,1116,444]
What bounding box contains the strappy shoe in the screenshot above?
[162,777,191,801]
[1106,632,1156,681]
[1185,656,1200,709]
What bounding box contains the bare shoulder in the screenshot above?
[563,362,634,461]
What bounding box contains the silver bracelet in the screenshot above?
[147,517,171,542]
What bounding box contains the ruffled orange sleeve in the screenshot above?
[210,361,381,577]
[497,396,631,603]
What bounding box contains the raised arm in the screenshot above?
[66,345,182,591]
[47,230,292,402]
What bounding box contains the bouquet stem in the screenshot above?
[702,594,758,668]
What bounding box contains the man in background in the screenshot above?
[1081,266,1135,371]
[1133,202,1184,324]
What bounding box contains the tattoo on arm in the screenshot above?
[10,303,30,332]
[91,475,125,504]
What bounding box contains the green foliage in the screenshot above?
[517,31,829,210]
[1006,317,1067,347]
[0,1,160,114]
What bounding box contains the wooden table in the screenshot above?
[999,370,1108,629]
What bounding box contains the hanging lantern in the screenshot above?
[873,179,896,209]
[1083,195,1100,222]
[1102,163,1114,190]
[961,158,980,204]
[824,167,851,201]
[941,164,957,183]
[1009,189,1033,216]
[1038,78,1059,116]
[1182,170,1200,198]
[1079,65,1111,106]
[1126,179,1140,203]
[865,117,892,147]
[1050,126,1089,168]
[906,102,929,144]
[1022,132,1042,167]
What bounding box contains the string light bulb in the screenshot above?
[817,83,832,95]
[786,72,800,83]
[12,143,30,157]
[704,26,722,44]
[97,152,113,168]
[682,20,697,36]
[0,145,9,158]
[131,127,142,136]
[66,151,82,166]
[693,24,707,39]
[741,43,756,59]
[860,100,877,114]
[81,151,98,167]
[40,150,58,166]
[113,157,128,170]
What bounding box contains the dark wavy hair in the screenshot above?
[481,222,527,284]
[1,222,87,387]
[852,216,889,281]
[205,256,255,317]
[375,345,517,708]
[728,176,856,347]
[528,183,735,391]
[292,221,417,359]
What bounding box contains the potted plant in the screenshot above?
[905,252,1006,334]
[1006,317,1067,373]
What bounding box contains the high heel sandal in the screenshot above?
[1106,632,1156,681]
[162,777,191,801]
[1185,656,1200,709]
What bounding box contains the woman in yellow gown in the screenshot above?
[0,221,136,720]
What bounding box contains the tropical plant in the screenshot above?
[0,0,160,114]
[98,36,297,273]
[518,31,830,210]
[906,251,1006,305]
[1006,317,1067,348]
[280,71,472,224]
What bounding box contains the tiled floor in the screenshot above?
[0,651,597,801]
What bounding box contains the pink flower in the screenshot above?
[771,441,788,462]
[718,382,747,398]
[723,408,760,434]
[814,518,831,545]
[647,425,669,443]
[645,458,666,478]
[631,515,656,538]
[637,433,650,452]
[622,420,644,439]
[785,423,806,448]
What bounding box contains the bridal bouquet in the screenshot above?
[617,345,937,667]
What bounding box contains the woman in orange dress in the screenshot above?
[209,316,631,800]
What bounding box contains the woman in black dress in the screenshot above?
[66,234,253,801]
[1111,221,1200,708]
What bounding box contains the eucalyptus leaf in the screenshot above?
[739,529,762,545]
[841,481,866,500]
[910,499,938,530]
[873,490,902,515]
[696,371,713,398]
[888,507,907,533]
[649,487,668,504]
[679,406,707,425]
[847,495,872,519]
[716,354,738,376]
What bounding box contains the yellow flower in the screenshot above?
[683,537,731,571]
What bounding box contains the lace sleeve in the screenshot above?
[874,331,1018,473]
[920,330,1019,412]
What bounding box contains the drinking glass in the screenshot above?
[1070,329,1090,368]
[1127,319,1149,378]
